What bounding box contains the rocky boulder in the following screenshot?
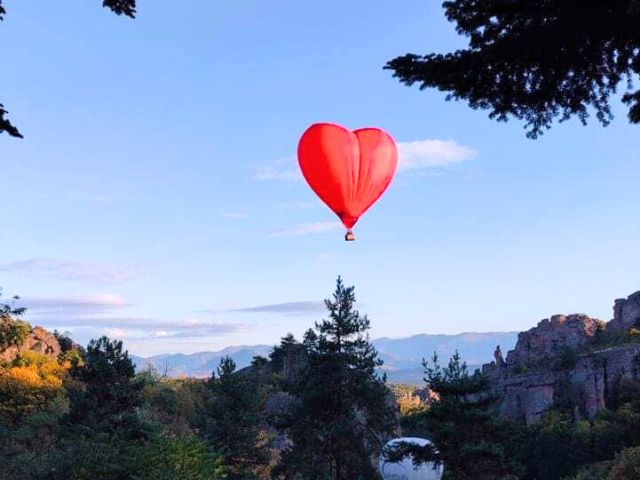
[609,291,640,333]
[0,324,62,363]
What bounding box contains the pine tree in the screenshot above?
[49,336,151,478]
[392,352,524,480]
[66,336,147,438]
[201,356,269,479]
[274,277,396,480]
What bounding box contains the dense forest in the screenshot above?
[2,282,640,479]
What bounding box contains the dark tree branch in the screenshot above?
[386,0,640,138]
[102,0,136,18]
[0,104,23,138]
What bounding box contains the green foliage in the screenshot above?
[554,347,580,371]
[0,319,31,349]
[0,290,30,349]
[521,386,640,480]
[525,411,593,480]
[392,351,524,480]
[275,277,396,480]
[66,336,148,438]
[386,0,640,138]
[143,436,229,480]
[566,461,613,480]
[0,314,231,480]
[200,356,269,479]
[269,332,308,387]
[44,336,154,478]
[607,446,640,480]
[591,327,640,350]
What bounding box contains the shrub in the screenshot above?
[607,446,640,480]
[565,461,612,480]
[0,319,32,349]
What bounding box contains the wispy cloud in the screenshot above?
[222,211,249,219]
[21,297,247,340]
[267,221,341,238]
[0,258,140,284]
[58,317,248,337]
[397,139,476,170]
[277,201,319,210]
[254,139,474,182]
[231,301,325,316]
[19,294,129,314]
[252,157,300,182]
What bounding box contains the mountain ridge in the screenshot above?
[132,331,520,383]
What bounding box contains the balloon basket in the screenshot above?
[345,231,355,242]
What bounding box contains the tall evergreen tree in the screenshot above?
[50,336,151,479]
[66,336,147,438]
[202,356,269,479]
[274,277,396,480]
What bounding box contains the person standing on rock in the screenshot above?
[494,345,505,369]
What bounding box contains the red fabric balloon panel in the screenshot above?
[298,123,398,231]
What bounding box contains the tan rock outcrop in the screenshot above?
[484,291,640,424]
[0,325,62,363]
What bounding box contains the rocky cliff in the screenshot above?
[483,291,640,424]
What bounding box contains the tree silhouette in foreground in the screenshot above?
[274,277,396,480]
[0,0,136,138]
[386,0,640,138]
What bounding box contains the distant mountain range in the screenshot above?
[132,332,518,384]
[374,332,519,383]
[131,345,273,379]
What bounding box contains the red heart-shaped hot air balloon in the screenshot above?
[298,123,398,240]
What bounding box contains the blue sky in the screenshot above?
[1,1,638,356]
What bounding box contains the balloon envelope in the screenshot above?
[379,437,443,480]
[297,123,397,231]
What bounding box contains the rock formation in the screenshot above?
[0,325,62,363]
[609,290,640,333]
[483,291,640,424]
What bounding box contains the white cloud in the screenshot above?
[222,211,249,219]
[267,221,341,238]
[397,140,476,170]
[253,166,300,182]
[19,294,129,314]
[14,293,249,345]
[231,301,325,316]
[0,258,140,284]
[277,201,319,210]
[28,312,248,340]
[252,157,301,182]
[255,140,474,182]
